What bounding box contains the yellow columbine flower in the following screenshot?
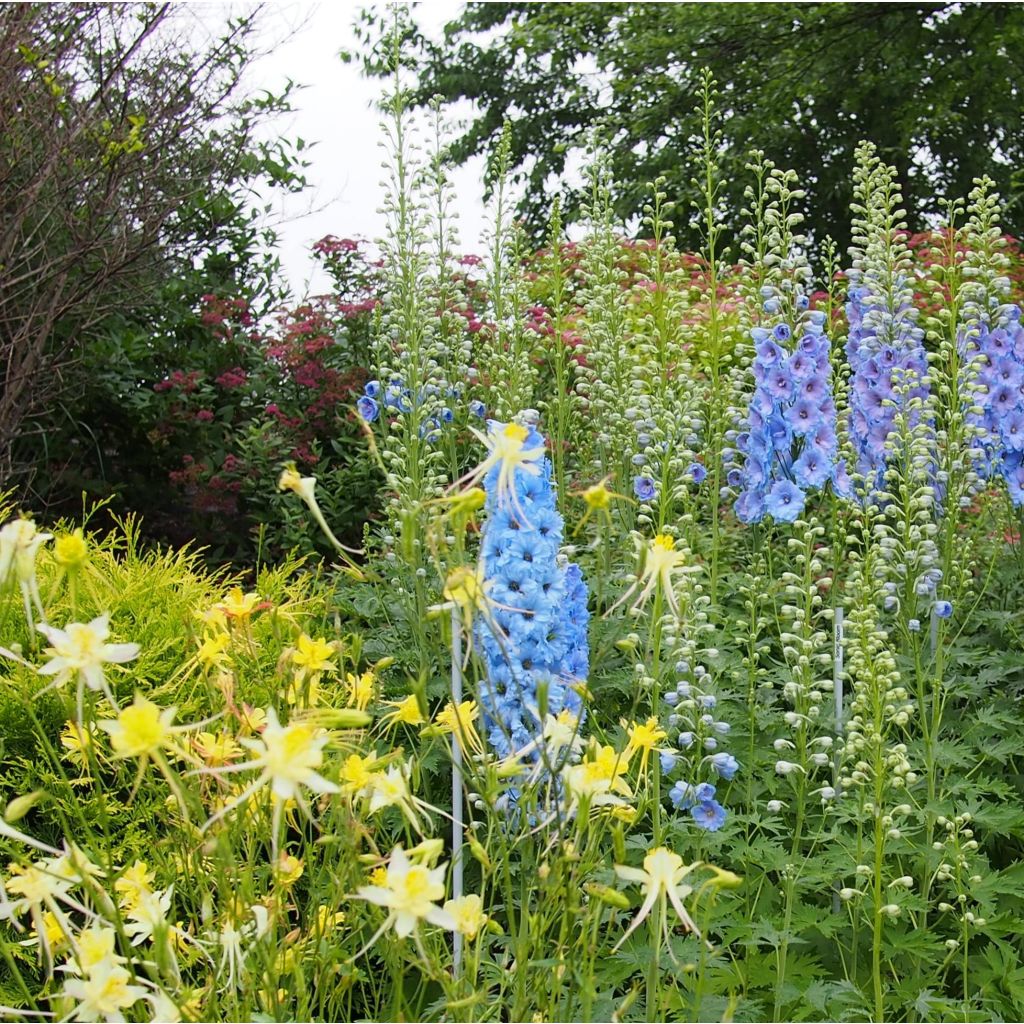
[346,670,376,711]
[197,632,231,670]
[194,605,228,633]
[562,743,633,810]
[124,887,172,945]
[426,700,483,755]
[35,910,69,953]
[237,709,337,802]
[292,634,335,679]
[65,924,126,976]
[216,588,263,622]
[405,838,445,866]
[339,752,378,798]
[314,905,346,933]
[625,717,669,776]
[60,720,96,769]
[193,730,243,766]
[610,533,699,619]
[364,763,438,835]
[433,563,499,636]
[278,463,365,578]
[114,860,155,911]
[286,671,322,708]
[445,564,485,614]
[276,853,304,888]
[99,696,177,760]
[544,710,582,755]
[583,478,616,510]
[444,894,488,939]
[238,704,267,735]
[435,485,486,522]
[573,476,629,533]
[379,694,426,730]
[613,846,702,952]
[202,708,338,855]
[0,518,51,626]
[457,420,545,519]
[60,963,147,1021]
[703,864,743,890]
[278,464,317,505]
[353,845,455,941]
[53,529,88,571]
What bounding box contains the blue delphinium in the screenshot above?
[710,752,739,781]
[730,286,842,523]
[475,416,589,761]
[961,306,1024,503]
[356,395,379,422]
[668,779,727,832]
[561,560,591,682]
[358,378,486,441]
[690,795,727,832]
[660,661,736,833]
[633,475,657,502]
[844,271,931,495]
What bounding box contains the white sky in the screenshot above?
[250,1,488,298]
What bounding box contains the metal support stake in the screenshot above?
[451,606,464,973]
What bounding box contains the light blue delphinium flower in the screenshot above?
[710,752,739,780]
[691,798,727,832]
[475,416,589,764]
[765,480,805,523]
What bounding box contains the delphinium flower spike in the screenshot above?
[471,411,590,790]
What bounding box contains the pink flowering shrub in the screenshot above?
[146,239,383,562]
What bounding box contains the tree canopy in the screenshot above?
[352,2,1024,250]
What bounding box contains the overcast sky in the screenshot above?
[250,1,488,298]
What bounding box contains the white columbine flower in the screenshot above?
[37,615,140,720]
[613,846,702,953]
[0,519,52,629]
[200,707,338,857]
[353,845,455,957]
[124,887,173,946]
[60,959,148,1022]
[207,904,270,992]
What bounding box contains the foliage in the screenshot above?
[2,2,306,497]
[348,2,1024,250]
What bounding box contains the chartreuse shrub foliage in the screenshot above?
[7,54,1024,1024]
